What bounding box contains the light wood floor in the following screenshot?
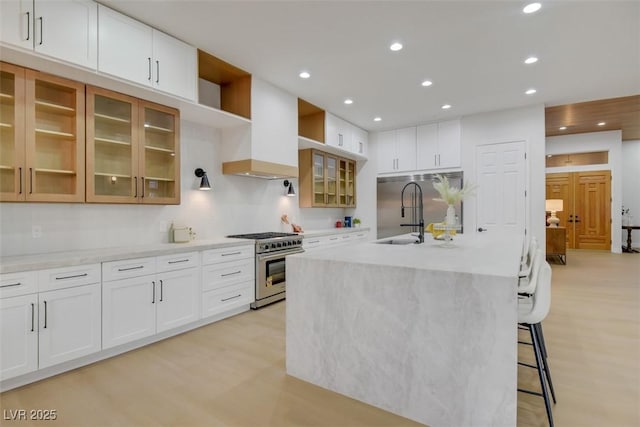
[1,250,638,427]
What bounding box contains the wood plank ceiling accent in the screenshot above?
[545,95,640,141]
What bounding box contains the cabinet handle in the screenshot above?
[29,167,33,194]
[38,16,43,45]
[338,133,343,147]
[478,227,487,232]
[221,294,241,302]
[329,237,338,241]
[438,154,441,166]
[152,281,156,304]
[43,300,47,329]
[134,176,138,198]
[25,12,30,41]
[221,251,241,257]
[221,270,241,277]
[159,280,163,302]
[55,273,87,281]
[141,177,145,198]
[156,60,159,84]
[0,282,21,288]
[307,240,320,244]
[117,265,144,272]
[18,167,22,194]
[31,303,35,332]
[148,57,152,81]
[168,259,189,264]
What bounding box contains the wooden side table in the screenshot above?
[622,225,640,253]
[546,226,567,264]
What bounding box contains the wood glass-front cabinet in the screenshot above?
[1,63,85,202]
[299,149,356,208]
[87,86,180,204]
[338,158,356,207]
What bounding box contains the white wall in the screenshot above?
[0,121,348,257]
[460,104,546,247]
[545,130,623,253]
[622,140,640,246]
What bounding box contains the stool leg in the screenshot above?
[535,323,557,404]
[530,324,554,427]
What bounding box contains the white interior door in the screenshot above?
[476,141,526,235]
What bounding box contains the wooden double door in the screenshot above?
[546,171,611,250]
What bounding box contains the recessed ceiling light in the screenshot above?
[559,126,567,130]
[374,117,382,122]
[597,122,606,126]
[523,3,541,14]
[299,71,310,79]
[344,99,353,105]
[525,88,537,95]
[524,56,538,64]
[390,42,403,51]
[421,80,433,87]
[441,104,452,110]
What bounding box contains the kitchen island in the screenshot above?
[286,232,523,426]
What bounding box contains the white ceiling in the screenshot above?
[99,0,640,132]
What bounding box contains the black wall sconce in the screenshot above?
[283,180,295,197]
[194,168,211,190]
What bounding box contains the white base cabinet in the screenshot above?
[0,293,38,381]
[0,265,101,381]
[201,245,254,318]
[38,283,101,369]
[102,252,200,350]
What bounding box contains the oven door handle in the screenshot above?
[257,249,304,261]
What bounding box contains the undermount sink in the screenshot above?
[374,239,419,245]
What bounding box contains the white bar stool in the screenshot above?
[518,260,556,427]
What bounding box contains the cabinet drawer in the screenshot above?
[38,264,101,292]
[202,259,254,292]
[102,257,156,282]
[202,245,254,265]
[156,251,200,273]
[0,271,37,298]
[201,282,253,319]
[303,236,328,250]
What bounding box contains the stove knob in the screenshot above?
[277,242,283,248]
[286,241,292,246]
[271,243,277,250]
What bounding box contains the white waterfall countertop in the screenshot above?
[286,232,524,427]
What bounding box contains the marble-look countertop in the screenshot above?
[0,238,251,274]
[298,227,370,238]
[286,232,523,427]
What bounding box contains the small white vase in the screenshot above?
[445,204,456,226]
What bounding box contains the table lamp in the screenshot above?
[546,199,563,227]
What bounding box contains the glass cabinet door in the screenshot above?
[86,87,138,203]
[0,62,25,201]
[139,102,180,204]
[25,70,85,202]
[325,155,338,206]
[313,152,325,205]
[346,160,356,207]
[338,159,347,206]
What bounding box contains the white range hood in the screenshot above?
[221,77,298,180]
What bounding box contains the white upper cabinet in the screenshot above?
[97,5,196,101]
[351,125,368,156]
[0,0,97,70]
[326,112,368,156]
[98,5,152,87]
[326,113,352,151]
[376,127,417,173]
[416,119,461,170]
[152,30,197,101]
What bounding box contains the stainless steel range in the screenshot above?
[226,232,304,309]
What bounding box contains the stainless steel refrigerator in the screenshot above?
[377,172,464,239]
